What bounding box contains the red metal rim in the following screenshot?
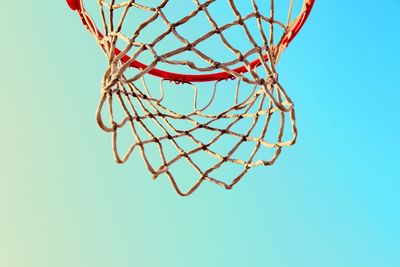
[67,0,315,83]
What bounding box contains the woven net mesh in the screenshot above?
[77,0,306,196]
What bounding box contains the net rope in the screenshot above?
[80,0,302,196]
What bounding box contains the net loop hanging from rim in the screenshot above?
[68,0,315,196]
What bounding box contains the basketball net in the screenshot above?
[68,0,314,196]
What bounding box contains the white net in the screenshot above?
[73,0,311,195]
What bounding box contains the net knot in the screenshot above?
[155,7,162,13]
[111,121,118,131]
[185,43,193,51]
[213,28,221,35]
[212,61,221,69]
[197,4,207,11]
[267,73,279,85]
[169,23,177,31]
[156,55,166,62]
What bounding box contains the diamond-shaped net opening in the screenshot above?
[73,0,312,196]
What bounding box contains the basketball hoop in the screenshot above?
[67,0,315,196]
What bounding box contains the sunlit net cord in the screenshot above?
[82,0,300,196]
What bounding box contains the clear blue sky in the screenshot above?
[0,1,399,267]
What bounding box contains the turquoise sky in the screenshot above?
[0,1,399,267]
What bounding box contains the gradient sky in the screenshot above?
[0,1,399,267]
